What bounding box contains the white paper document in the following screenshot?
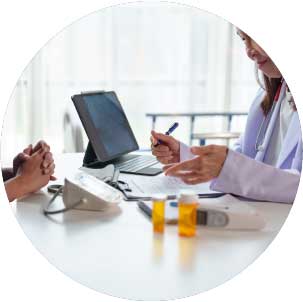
[127,175,219,199]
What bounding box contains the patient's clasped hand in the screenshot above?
[3,140,56,202]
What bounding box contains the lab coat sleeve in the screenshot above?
[180,142,195,161]
[210,149,300,203]
[232,134,244,153]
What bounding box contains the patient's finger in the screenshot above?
[42,152,53,168]
[23,144,33,155]
[43,163,55,175]
[33,140,50,153]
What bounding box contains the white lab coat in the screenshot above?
[180,82,302,203]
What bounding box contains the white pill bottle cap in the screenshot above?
[151,193,167,201]
[178,190,198,203]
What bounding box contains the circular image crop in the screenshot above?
[1,1,300,300]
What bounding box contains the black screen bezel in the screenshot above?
[72,91,139,162]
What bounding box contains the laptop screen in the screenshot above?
[72,91,139,161]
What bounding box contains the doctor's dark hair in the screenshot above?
[256,73,281,116]
[256,72,297,115]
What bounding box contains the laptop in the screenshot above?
[71,91,162,176]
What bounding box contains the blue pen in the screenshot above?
[154,122,179,146]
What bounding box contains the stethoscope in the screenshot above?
[255,78,284,152]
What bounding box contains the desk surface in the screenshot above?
[11,153,292,300]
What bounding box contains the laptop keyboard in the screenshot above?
[115,156,158,172]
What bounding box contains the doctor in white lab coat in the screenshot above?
[151,30,301,203]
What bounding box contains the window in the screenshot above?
[1,3,258,165]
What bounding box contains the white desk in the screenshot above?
[11,153,292,300]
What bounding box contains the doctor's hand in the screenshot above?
[150,130,180,164]
[163,145,228,184]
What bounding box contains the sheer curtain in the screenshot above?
[1,3,258,165]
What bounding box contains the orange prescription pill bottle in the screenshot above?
[178,190,198,237]
[152,194,167,233]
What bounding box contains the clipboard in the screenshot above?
[119,175,224,201]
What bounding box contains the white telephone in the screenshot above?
[44,171,123,215]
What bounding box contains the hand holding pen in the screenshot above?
[154,122,179,146]
[150,122,181,165]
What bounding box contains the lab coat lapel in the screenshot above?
[255,81,286,162]
[277,111,301,167]
[255,103,281,162]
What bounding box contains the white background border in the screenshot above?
[0,1,302,301]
